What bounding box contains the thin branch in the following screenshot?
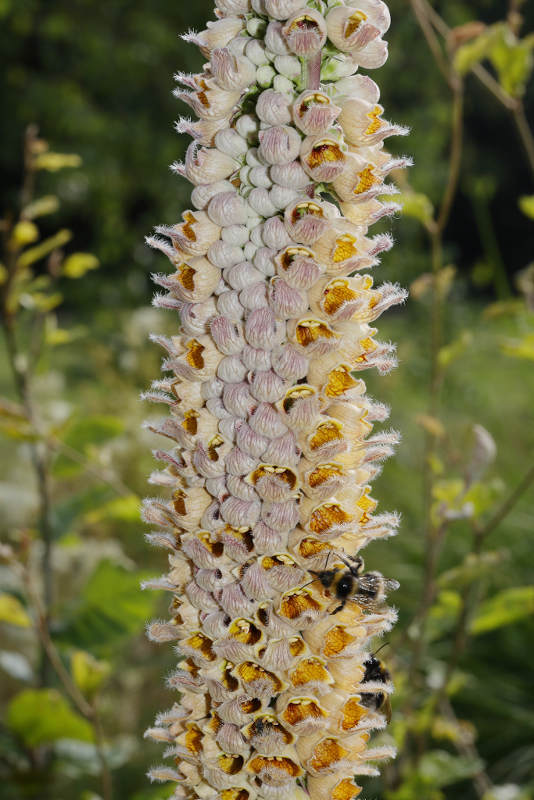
[436,87,464,233]
[477,460,534,542]
[439,698,493,798]
[410,0,452,87]
[513,103,534,179]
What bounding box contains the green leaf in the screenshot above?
[438,330,473,368]
[62,252,100,279]
[519,195,534,219]
[21,195,60,220]
[59,561,155,654]
[16,229,72,269]
[71,651,111,698]
[53,415,125,477]
[0,398,36,441]
[34,152,82,171]
[438,550,505,590]
[501,332,534,361]
[84,495,141,527]
[454,26,500,75]
[6,689,93,747]
[418,750,485,788]
[394,191,434,225]
[0,594,31,627]
[471,586,534,634]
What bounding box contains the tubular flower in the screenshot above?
[144,1,409,799]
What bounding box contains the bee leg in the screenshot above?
[331,603,344,615]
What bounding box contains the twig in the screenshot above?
[436,87,464,234]
[513,103,534,178]
[409,0,452,87]
[23,566,113,800]
[439,698,493,798]
[476,460,534,542]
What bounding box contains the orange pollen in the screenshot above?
[333,234,358,263]
[365,105,384,135]
[186,339,205,369]
[354,165,377,195]
[345,10,368,37]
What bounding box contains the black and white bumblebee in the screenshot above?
[311,552,399,614]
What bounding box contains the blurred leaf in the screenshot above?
[415,414,446,439]
[454,23,534,97]
[501,332,534,361]
[0,651,34,682]
[85,495,141,527]
[53,415,125,477]
[0,593,31,627]
[0,262,7,285]
[16,228,72,269]
[71,651,111,698]
[54,486,116,536]
[10,220,39,248]
[519,195,534,219]
[21,194,60,220]
[59,560,155,653]
[34,152,82,171]
[395,191,434,224]
[471,586,534,634]
[62,252,100,279]
[453,25,501,74]
[0,398,36,441]
[463,479,504,517]
[418,749,485,788]
[427,590,462,641]
[20,290,63,313]
[438,330,473,368]
[489,29,534,97]
[6,689,93,747]
[410,267,456,303]
[439,550,505,590]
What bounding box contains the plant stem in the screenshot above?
[23,566,113,800]
[306,53,322,91]
[513,103,534,180]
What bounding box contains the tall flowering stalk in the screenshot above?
[143,1,409,797]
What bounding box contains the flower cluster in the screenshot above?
[143,1,409,798]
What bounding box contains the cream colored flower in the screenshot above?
[145,3,408,800]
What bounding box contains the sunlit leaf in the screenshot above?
[71,651,111,698]
[394,191,434,225]
[0,593,31,627]
[6,689,93,746]
[501,332,534,361]
[471,586,534,634]
[16,229,72,269]
[519,195,534,219]
[34,152,82,171]
[84,495,141,527]
[0,398,36,441]
[62,252,100,279]
[10,220,39,248]
[21,195,60,220]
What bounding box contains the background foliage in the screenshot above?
[1,1,533,799]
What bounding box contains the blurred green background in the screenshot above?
[1,1,533,799]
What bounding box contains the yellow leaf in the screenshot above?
[71,651,111,697]
[519,195,534,219]
[11,221,39,248]
[394,191,434,225]
[62,252,100,279]
[34,153,82,171]
[0,594,31,627]
[416,414,446,439]
[22,195,60,220]
[16,229,72,270]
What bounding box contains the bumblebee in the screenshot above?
[359,653,392,723]
[311,553,399,614]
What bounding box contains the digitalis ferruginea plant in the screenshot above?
[143,1,410,798]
